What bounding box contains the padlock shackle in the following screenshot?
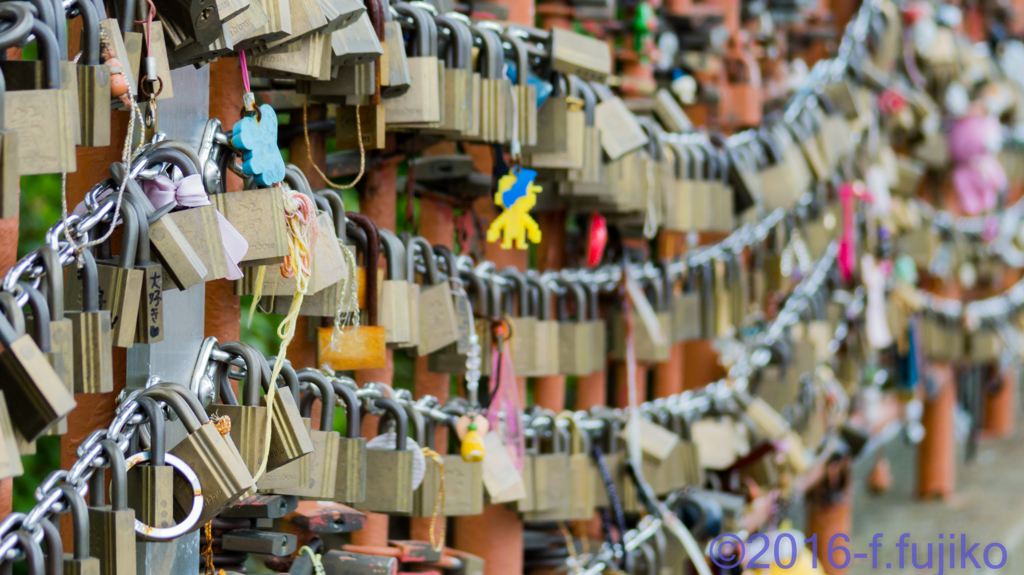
[431,244,458,284]
[470,25,501,80]
[363,0,384,43]
[581,281,599,325]
[317,190,347,245]
[331,379,361,439]
[10,530,42,575]
[92,439,128,511]
[379,399,423,447]
[312,193,332,217]
[142,384,207,432]
[112,194,139,269]
[296,369,336,432]
[498,268,531,317]
[525,275,553,320]
[0,4,34,54]
[38,246,64,319]
[121,193,152,265]
[17,283,50,353]
[555,278,586,323]
[284,165,315,200]
[58,485,91,559]
[0,292,26,338]
[501,32,529,87]
[460,268,487,314]
[576,79,597,127]
[378,229,406,281]
[265,354,302,405]
[76,249,100,312]
[371,398,407,451]
[39,518,62,575]
[68,0,99,65]
[220,341,262,406]
[346,213,380,325]
[407,236,440,286]
[141,146,200,178]
[394,3,432,58]
[434,16,466,69]
[135,395,165,467]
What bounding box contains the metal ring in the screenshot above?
[124,452,204,540]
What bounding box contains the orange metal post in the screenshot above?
[917,364,957,498]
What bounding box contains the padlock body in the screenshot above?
[169,421,255,526]
[89,507,137,575]
[354,448,414,514]
[333,436,367,503]
[0,334,76,440]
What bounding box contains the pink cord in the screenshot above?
[240,50,251,94]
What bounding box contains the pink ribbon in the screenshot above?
[75,176,248,281]
[839,182,872,283]
[143,175,248,281]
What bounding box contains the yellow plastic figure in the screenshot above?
[487,167,542,249]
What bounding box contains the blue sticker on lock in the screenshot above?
[231,103,286,187]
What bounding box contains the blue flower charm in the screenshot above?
[231,103,286,187]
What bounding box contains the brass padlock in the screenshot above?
[34,247,73,415]
[662,141,693,232]
[4,21,76,174]
[416,410,484,517]
[126,396,175,540]
[523,414,594,521]
[330,377,366,503]
[582,282,606,374]
[256,353,316,475]
[329,0,383,67]
[118,194,164,345]
[557,280,594,376]
[63,249,114,394]
[524,414,569,514]
[87,439,137,575]
[591,81,648,161]
[354,397,414,514]
[420,15,471,135]
[383,3,440,125]
[289,189,352,317]
[672,268,702,342]
[379,229,412,347]
[504,32,536,147]
[144,383,255,525]
[207,342,271,476]
[547,27,611,83]
[500,268,537,376]
[409,237,459,356]
[0,290,73,442]
[73,0,111,147]
[317,213,386,370]
[427,245,475,374]
[524,75,584,169]
[527,275,559,376]
[380,9,411,97]
[295,370,341,500]
[60,484,102,575]
[94,198,144,348]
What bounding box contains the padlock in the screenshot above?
[292,370,341,500]
[329,0,383,67]
[420,15,471,135]
[591,81,648,161]
[317,212,386,370]
[524,413,569,513]
[6,529,43,575]
[383,3,440,124]
[527,275,559,376]
[379,2,410,97]
[92,198,144,348]
[0,63,19,220]
[467,24,506,142]
[287,189,352,316]
[499,268,537,376]
[249,31,334,80]
[378,229,412,347]
[119,194,164,345]
[672,267,702,342]
[207,342,271,476]
[63,249,114,394]
[612,276,669,363]
[113,158,208,291]
[557,280,594,376]
[32,247,73,413]
[704,141,734,232]
[126,396,175,540]
[757,132,799,211]
[547,27,611,83]
[254,0,329,55]
[70,0,111,147]
[4,20,75,174]
[504,32,536,148]
[39,518,65,575]
[5,286,60,444]
[330,377,366,503]
[0,283,75,441]
[466,269,498,377]
[60,484,102,575]
[144,383,255,526]
[407,237,459,356]
[526,74,584,170]
[426,245,473,373]
[354,397,414,514]
[523,414,595,521]
[566,77,604,188]
[582,281,606,374]
[0,390,23,479]
[255,352,316,474]
[416,411,484,517]
[88,439,137,575]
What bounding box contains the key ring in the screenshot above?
[124,452,204,540]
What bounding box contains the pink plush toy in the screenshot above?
[949,114,1006,215]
